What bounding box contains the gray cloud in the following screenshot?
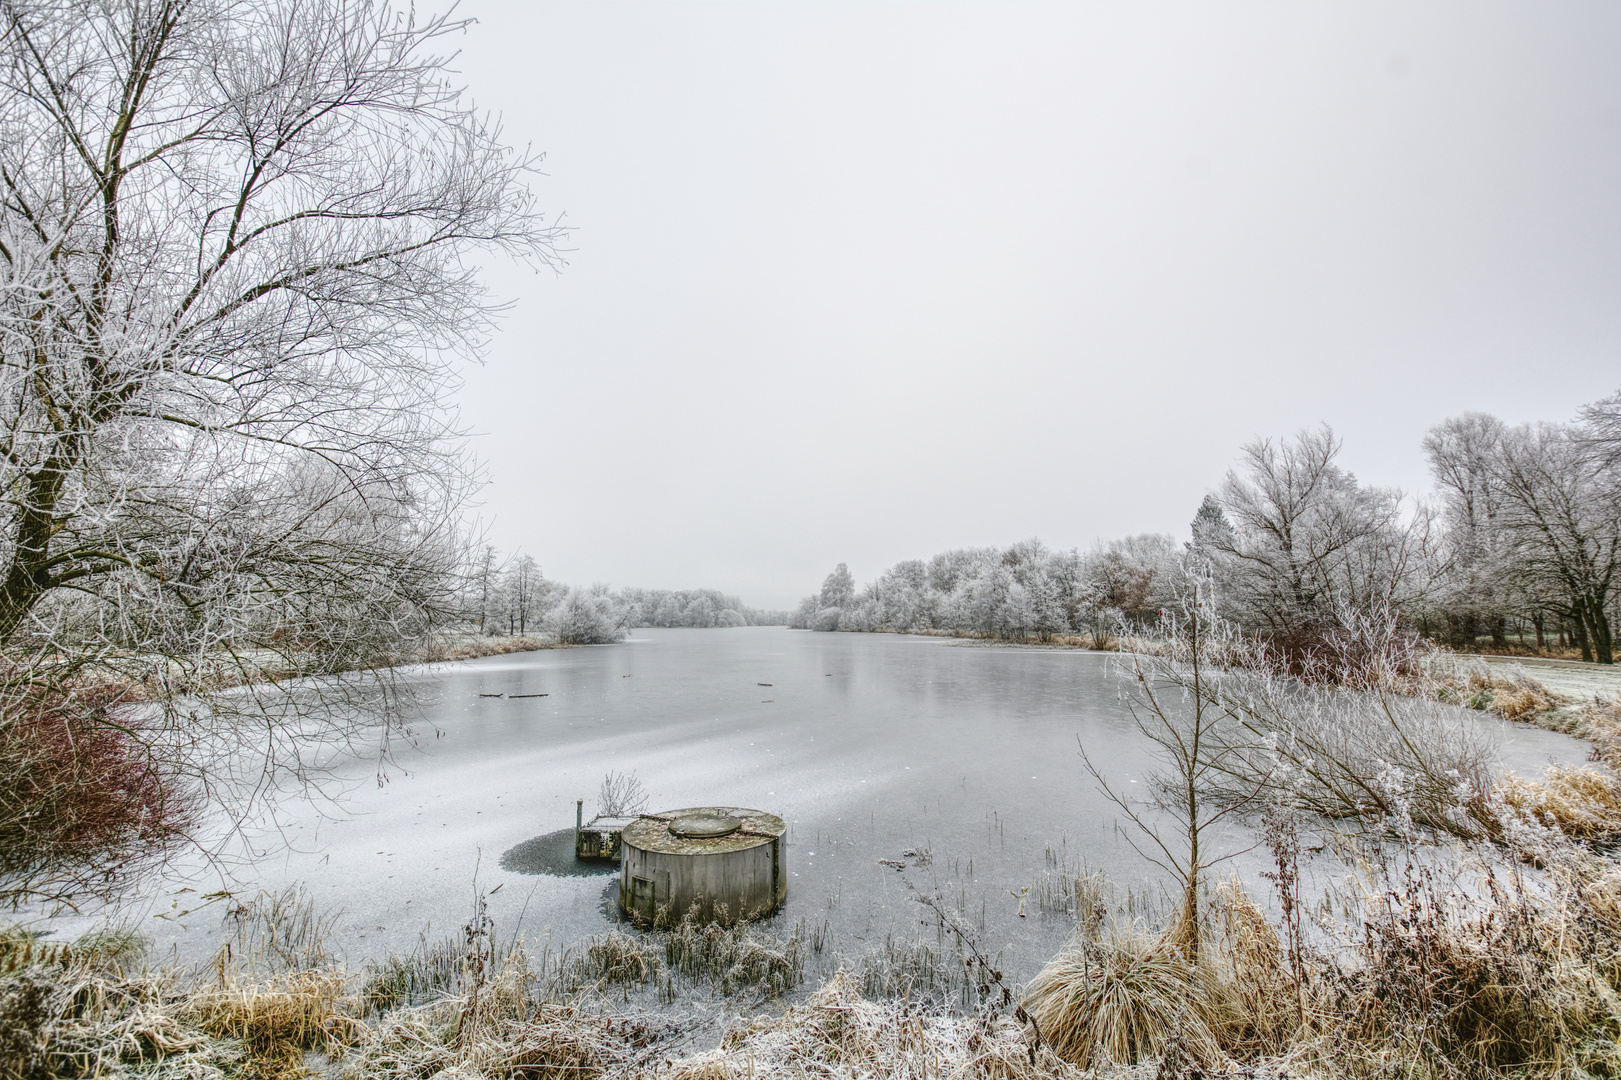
[453,1,1621,608]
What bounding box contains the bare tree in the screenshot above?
[471,544,503,634]
[0,0,564,904]
[1423,413,1576,649]
[1083,571,1265,962]
[597,770,648,817]
[1090,574,1503,969]
[1487,423,1619,664]
[1582,388,1621,469]
[1206,425,1429,638]
[1080,533,1179,635]
[507,554,548,635]
[0,0,560,643]
[1424,414,1516,646]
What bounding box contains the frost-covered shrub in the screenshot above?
[548,589,627,645]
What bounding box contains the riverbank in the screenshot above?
[10,830,1621,1079]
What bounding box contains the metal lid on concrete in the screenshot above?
[622,807,787,855]
[669,812,742,838]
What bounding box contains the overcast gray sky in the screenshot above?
[451,2,1621,610]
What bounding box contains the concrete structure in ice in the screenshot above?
[619,807,787,925]
[574,799,639,860]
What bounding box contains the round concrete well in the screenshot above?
[618,807,787,926]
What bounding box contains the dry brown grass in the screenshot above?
[1500,765,1621,839]
[184,967,355,1062]
[1018,857,1621,1079]
[410,634,573,664]
[1563,699,1621,770]
[1023,930,1221,1070]
[1435,663,1567,721]
[1022,880,1289,1072]
[7,870,1621,1080]
[1316,858,1621,1078]
[694,967,1076,1080]
[550,915,809,1003]
[18,773,1621,1080]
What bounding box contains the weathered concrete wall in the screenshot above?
[620,835,786,925]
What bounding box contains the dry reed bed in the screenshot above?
[12,856,1621,1079]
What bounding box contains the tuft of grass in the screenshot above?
[850,934,952,1004]
[222,884,339,975]
[1322,858,1621,1077]
[662,915,804,999]
[347,952,628,1080]
[1022,927,1222,1069]
[698,967,1059,1080]
[358,933,470,1014]
[0,920,150,976]
[71,925,151,970]
[562,930,656,998]
[0,926,70,975]
[1445,664,1566,722]
[543,914,809,1004]
[185,968,353,1061]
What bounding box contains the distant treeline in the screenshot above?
[793,388,1621,663]
[620,587,789,629]
[788,538,1173,647]
[463,548,786,643]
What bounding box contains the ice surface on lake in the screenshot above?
[103,627,1589,985]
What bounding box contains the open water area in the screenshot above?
[60,627,1593,995]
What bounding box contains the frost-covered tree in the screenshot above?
[1423,408,1620,661]
[792,542,1101,641]
[1489,422,1619,663]
[1081,534,1180,630]
[788,562,858,631]
[469,545,504,634]
[1424,414,1523,646]
[616,587,776,627]
[0,0,563,905]
[819,563,856,610]
[0,0,561,652]
[549,587,628,645]
[1188,494,1235,557]
[1583,389,1621,468]
[504,555,552,635]
[1203,426,1421,633]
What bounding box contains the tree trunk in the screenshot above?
[0,463,74,646]
[1573,600,1593,662]
[1584,595,1614,664]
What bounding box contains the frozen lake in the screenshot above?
[93,627,1591,985]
